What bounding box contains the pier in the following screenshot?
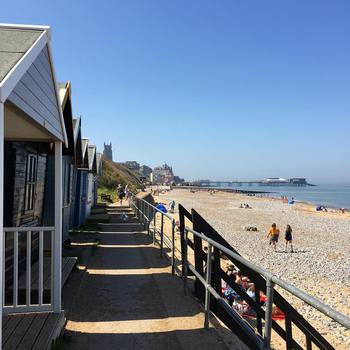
[193,178,314,187]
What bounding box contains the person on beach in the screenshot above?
[267,223,280,251]
[169,200,175,213]
[117,184,125,206]
[285,224,293,252]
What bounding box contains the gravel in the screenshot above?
[159,189,350,349]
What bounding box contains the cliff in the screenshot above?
[97,157,143,201]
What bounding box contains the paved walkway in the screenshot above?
[64,206,246,349]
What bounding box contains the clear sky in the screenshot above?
[2,1,350,183]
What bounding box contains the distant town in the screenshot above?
[103,142,184,185]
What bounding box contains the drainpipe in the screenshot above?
[0,101,4,345]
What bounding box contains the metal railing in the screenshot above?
[183,226,350,349]
[130,195,350,349]
[129,193,178,275]
[3,227,55,314]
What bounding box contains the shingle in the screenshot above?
[0,28,43,82]
[0,52,22,81]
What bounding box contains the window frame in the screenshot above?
[24,153,37,213]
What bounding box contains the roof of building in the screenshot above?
[0,27,43,83]
[82,138,88,157]
[80,138,89,169]
[58,81,71,107]
[72,118,83,166]
[0,23,67,145]
[58,82,75,156]
[88,145,96,168]
[88,145,97,174]
[96,152,102,174]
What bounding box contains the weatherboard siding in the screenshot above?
[7,46,63,141]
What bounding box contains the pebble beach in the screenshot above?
[157,188,350,349]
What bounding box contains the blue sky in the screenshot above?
[2,1,350,183]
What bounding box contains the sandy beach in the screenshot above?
[156,188,350,349]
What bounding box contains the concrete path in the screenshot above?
[64,206,247,350]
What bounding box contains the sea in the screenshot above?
[208,183,350,209]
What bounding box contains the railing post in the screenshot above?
[160,213,164,257]
[171,219,175,275]
[26,231,31,306]
[140,200,144,224]
[264,278,275,348]
[183,228,189,295]
[153,208,156,244]
[146,203,150,235]
[38,230,44,306]
[255,287,263,335]
[138,199,141,220]
[2,231,5,307]
[306,335,312,350]
[204,243,213,329]
[13,231,18,307]
[134,197,139,220]
[53,140,62,313]
[0,102,4,344]
[135,198,139,220]
[285,315,293,350]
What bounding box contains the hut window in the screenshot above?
[24,154,37,211]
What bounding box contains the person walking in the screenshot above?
[124,184,129,204]
[117,184,125,206]
[169,200,175,213]
[267,223,280,252]
[285,224,294,252]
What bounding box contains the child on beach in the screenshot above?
[267,223,280,251]
[285,224,293,252]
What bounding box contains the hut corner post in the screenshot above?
[0,102,4,344]
[53,141,62,313]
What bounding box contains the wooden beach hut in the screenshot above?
[74,137,90,227]
[88,144,98,208]
[43,82,75,242]
[70,117,83,228]
[59,82,75,241]
[0,23,67,346]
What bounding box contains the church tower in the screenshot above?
[103,142,113,161]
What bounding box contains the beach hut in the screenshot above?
[88,145,98,208]
[43,82,75,242]
[74,138,90,227]
[0,23,67,344]
[59,82,75,241]
[70,117,83,228]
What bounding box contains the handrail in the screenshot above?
[129,193,177,274]
[130,195,350,349]
[4,226,55,231]
[185,225,350,331]
[131,193,174,220]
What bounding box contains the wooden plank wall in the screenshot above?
[7,46,63,141]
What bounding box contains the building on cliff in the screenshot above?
[151,163,174,185]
